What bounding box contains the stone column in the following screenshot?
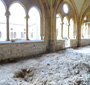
[25,14,29,40]
[41,15,45,40]
[78,20,81,46]
[68,24,70,39]
[49,0,57,52]
[61,18,63,39]
[73,23,75,38]
[40,15,43,40]
[88,23,90,38]
[68,19,70,39]
[5,11,10,41]
[88,23,90,44]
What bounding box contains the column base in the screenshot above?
[41,36,45,40]
[6,39,10,41]
[26,38,29,40]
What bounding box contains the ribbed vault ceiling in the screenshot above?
[46,0,90,15]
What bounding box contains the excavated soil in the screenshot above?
[0,46,90,85]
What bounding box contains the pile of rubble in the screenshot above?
[0,46,90,85]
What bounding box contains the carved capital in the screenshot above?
[5,11,10,17]
[25,15,29,19]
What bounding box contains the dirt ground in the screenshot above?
[0,46,90,85]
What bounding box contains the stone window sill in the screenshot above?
[57,39,64,40]
[69,38,76,40]
[0,40,44,44]
[81,38,90,39]
[57,38,76,40]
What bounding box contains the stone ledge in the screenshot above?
[0,40,44,45]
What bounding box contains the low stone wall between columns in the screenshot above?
[80,39,90,46]
[70,39,78,48]
[0,41,48,61]
[56,40,65,51]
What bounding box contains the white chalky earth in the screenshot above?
[0,46,90,85]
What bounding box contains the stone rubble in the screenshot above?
[0,46,90,85]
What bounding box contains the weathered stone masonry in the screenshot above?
[0,41,48,60]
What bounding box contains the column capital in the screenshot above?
[68,23,70,26]
[25,14,29,19]
[5,11,10,17]
[62,22,64,24]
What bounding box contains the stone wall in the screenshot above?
[0,39,79,61]
[56,40,65,51]
[0,41,48,60]
[70,39,78,48]
[80,39,90,46]
[56,39,78,51]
